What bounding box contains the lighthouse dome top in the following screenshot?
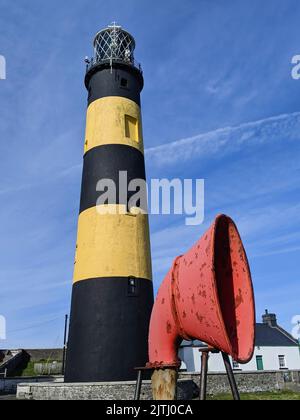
[92,22,138,68]
[85,22,143,90]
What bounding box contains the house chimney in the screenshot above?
[262,310,277,327]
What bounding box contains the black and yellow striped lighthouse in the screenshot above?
[65,23,154,382]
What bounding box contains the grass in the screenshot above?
[11,360,61,377]
[208,390,300,400]
[11,361,36,377]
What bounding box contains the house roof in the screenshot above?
[181,323,299,348]
[255,323,298,347]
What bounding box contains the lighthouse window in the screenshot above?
[128,277,138,296]
[125,115,139,142]
[120,77,128,88]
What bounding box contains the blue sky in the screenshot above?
[0,0,299,348]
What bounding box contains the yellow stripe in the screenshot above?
[84,97,144,155]
[73,205,152,283]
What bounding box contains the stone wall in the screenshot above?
[16,379,197,400]
[180,370,300,394]
[34,362,63,375]
[15,370,300,400]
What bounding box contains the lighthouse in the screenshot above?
[65,23,154,382]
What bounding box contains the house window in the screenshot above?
[125,115,139,142]
[278,355,287,369]
[256,355,264,371]
[232,360,240,370]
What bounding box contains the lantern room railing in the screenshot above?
[85,23,142,74]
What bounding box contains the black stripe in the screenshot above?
[65,277,154,382]
[80,144,146,214]
[85,65,143,107]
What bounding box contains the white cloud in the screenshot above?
[145,112,300,166]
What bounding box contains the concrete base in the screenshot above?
[16,379,199,400]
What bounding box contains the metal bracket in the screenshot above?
[198,347,241,400]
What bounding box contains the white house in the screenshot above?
[179,311,300,373]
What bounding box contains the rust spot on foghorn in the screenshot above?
[191,294,196,305]
[161,298,165,305]
[182,311,187,319]
[238,246,245,262]
[198,288,207,298]
[166,322,172,334]
[196,312,204,323]
[235,289,244,308]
